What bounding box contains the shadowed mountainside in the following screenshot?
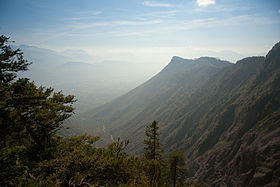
[77,43,280,186]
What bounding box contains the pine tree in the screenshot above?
[143,120,164,186]
[0,35,31,83]
[0,35,76,185]
[168,151,188,187]
[144,120,164,161]
[0,35,75,152]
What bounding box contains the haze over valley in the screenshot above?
[17,44,159,113]
[1,0,280,186]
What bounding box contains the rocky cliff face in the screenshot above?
[79,42,280,186]
[187,43,280,186]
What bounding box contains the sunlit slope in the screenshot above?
[81,42,280,186]
[82,56,232,148]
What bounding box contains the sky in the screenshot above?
[0,0,280,68]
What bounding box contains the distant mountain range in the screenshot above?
[78,42,280,186]
[17,45,157,113]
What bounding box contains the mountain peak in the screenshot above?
[167,56,231,70]
[236,56,264,66]
[196,56,219,61]
[195,56,231,67]
[265,41,280,60]
[263,41,280,71]
[268,41,280,54]
[170,56,192,64]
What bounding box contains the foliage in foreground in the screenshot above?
[0,35,202,186]
[35,135,148,186]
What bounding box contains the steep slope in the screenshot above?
[80,57,232,145]
[184,43,280,186]
[80,43,280,186]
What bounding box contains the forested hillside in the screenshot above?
[2,0,279,186]
[1,35,203,186]
[2,34,279,186]
[80,42,280,186]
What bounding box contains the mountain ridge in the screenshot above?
[80,56,233,145]
[76,43,280,186]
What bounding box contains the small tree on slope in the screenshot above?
[143,120,165,186]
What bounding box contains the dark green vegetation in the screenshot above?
[0,36,195,186]
[2,34,279,186]
[79,42,280,186]
[144,120,165,186]
[169,151,189,187]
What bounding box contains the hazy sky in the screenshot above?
[1,0,280,66]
